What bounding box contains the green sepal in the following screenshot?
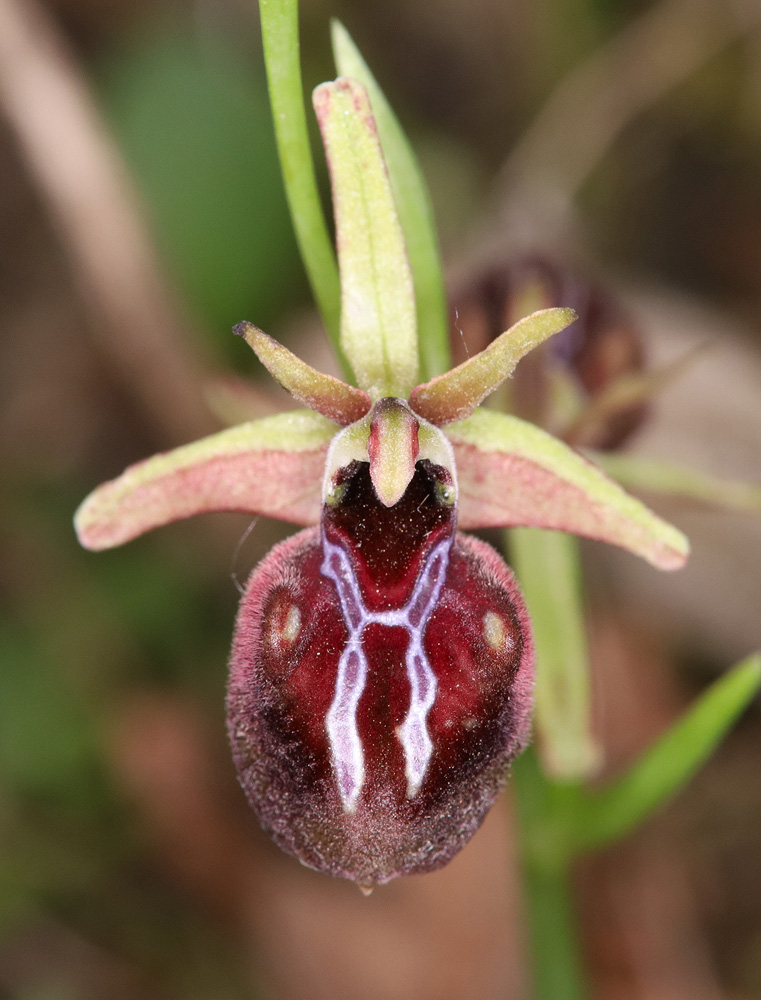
[313,77,419,400]
[75,410,338,549]
[447,408,689,570]
[331,20,450,380]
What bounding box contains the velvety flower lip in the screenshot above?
[227,521,535,884]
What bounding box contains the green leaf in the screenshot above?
[235,322,370,425]
[573,654,761,853]
[313,78,419,400]
[511,529,601,780]
[447,407,689,570]
[258,0,343,363]
[589,452,761,515]
[75,410,338,549]
[331,20,450,380]
[410,307,576,425]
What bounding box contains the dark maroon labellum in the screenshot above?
[227,458,534,885]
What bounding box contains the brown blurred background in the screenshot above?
[1,0,760,997]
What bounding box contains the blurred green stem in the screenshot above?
[509,527,593,999]
[513,750,587,1000]
[258,0,346,372]
[510,528,600,779]
[589,451,761,515]
[521,863,584,1000]
[573,652,761,853]
[509,521,760,1000]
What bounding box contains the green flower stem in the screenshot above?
[520,862,585,1000]
[510,528,600,779]
[258,0,347,373]
[513,749,587,1000]
[509,522,759,1000]
[509,527,594,999]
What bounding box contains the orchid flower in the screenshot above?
[75,77,687,888]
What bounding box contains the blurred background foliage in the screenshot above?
[96,25,304,354]
[1,0,760,998]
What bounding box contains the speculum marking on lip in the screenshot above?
[321,534,452,812]
[483,610,509,650]
[283,604,301,642]
[264,594,302,652]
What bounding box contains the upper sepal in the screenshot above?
[447,408,689,570]
[313,77,418,400]
[75,410,338,550]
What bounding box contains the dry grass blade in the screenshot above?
[489,0,761,237]
[0,0,217,445]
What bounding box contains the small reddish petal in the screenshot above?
[409,307,576,425]
[235,322,371,425]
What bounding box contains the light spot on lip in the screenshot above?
[283,604,301,643]
[483,611,509,650]
[265,599,301,649]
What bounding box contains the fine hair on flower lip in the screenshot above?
[230,517,260,597]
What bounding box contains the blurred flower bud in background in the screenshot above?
[450,256,647,450]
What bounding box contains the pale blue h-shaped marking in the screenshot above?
[321,535,451,813]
